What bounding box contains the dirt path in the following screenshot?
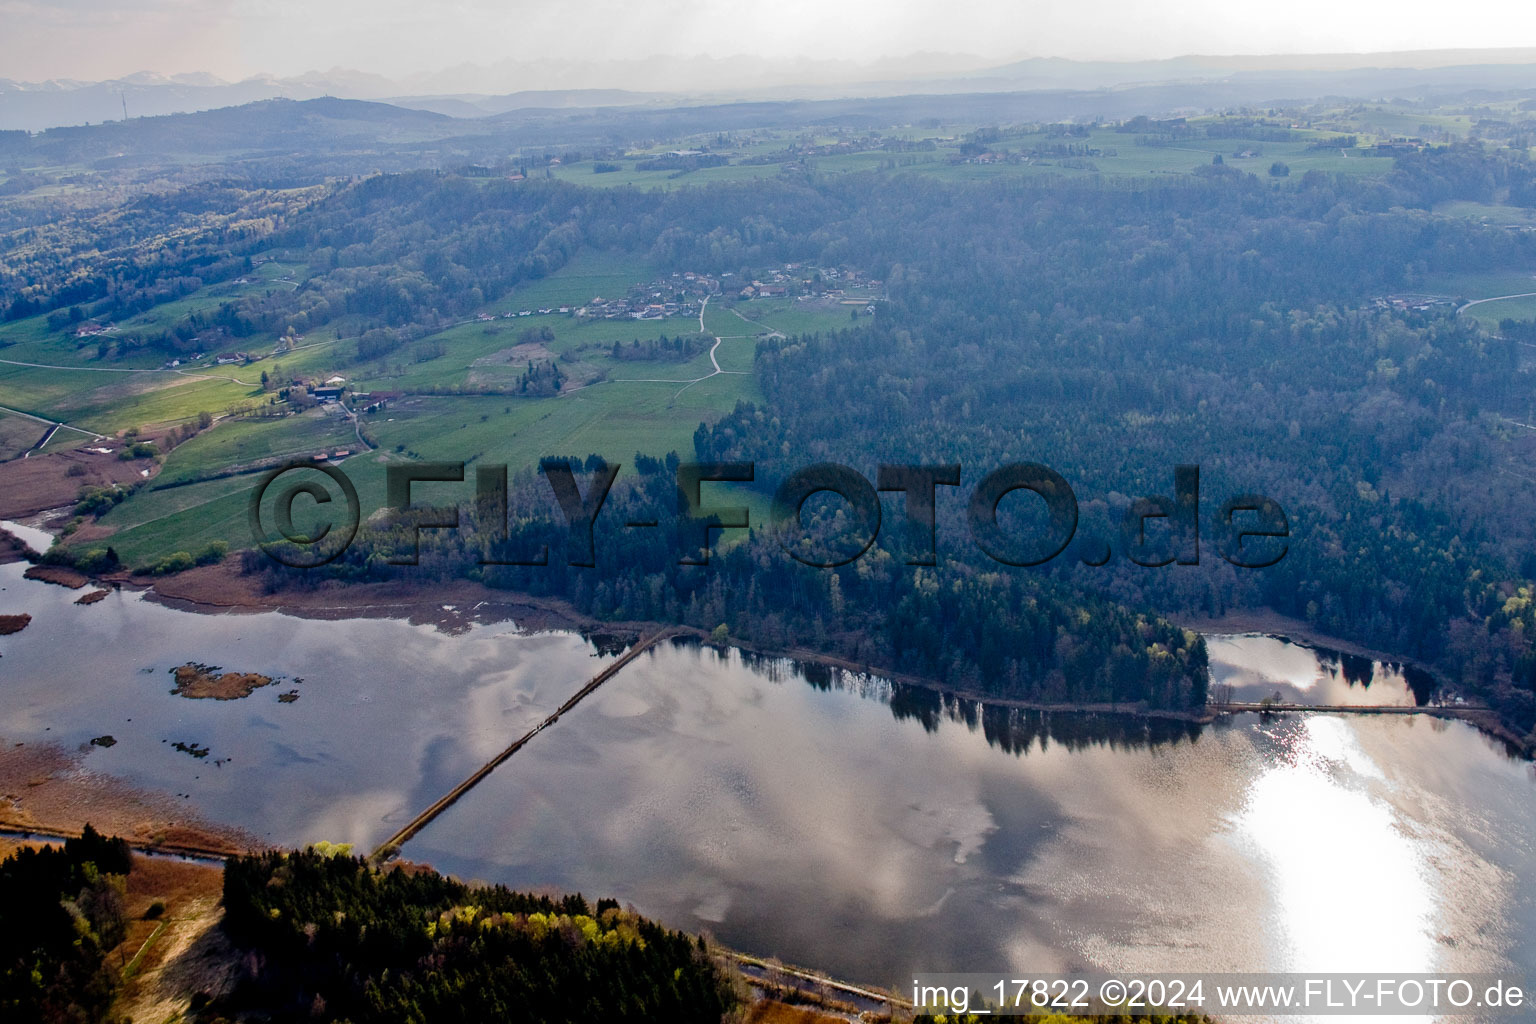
[560,293,748,402]
[0,356,259,387]
[115,891,238,1024]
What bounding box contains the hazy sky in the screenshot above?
[4,0,1536,83]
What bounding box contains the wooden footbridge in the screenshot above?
[369,628,681,862]
[1213,701,1486,716]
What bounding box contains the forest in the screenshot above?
[8,100,1536,737]
[200,152,1536,732]
[0,827,132,1023]
[215,848,736,1023]
[244,458,1213,709]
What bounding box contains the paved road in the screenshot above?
[1457,291,1536,315]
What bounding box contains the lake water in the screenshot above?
[1206,632,1436,706]
[1,556,1533,998]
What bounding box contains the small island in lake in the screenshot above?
[169,663,277,701]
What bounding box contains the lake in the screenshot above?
[1,555,1532,994]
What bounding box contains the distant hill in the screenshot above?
[5,97,454,167]
[4,64,1535,176]
[8,49,1536,132]
[0,72,401,132]
[389,89,676,118]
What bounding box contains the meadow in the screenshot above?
[518,117,1411,192]
[1465,294,1536,327]
[0,410,49,459]
[33,247,863,566]
[151,410,359,487]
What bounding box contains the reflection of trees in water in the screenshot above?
[584,629,642,657]
[732,647,898,700]
[1313,643,1437,705]
[725,641,1207,754]
[1403,666,1436,705]
[732,647,821,686]
[1341,652,1375,688]
[887,682,1204,755]
[1314,646,1376,687]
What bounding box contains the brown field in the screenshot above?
[24,563,88,587]
[144,557,617,634]
[0,445,156,518]
[75,587,111,604]
[0,613,30,634]
[744,1000,859,1024]
[0,740,258,856]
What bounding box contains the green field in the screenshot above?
[366,364,760,469]
[5,244,846,569]
[520,119,1408,192]
[1435,201,1536,227]
[76,366,768,567]
[7,244,800,567]
[0,362,269,435]
[719,297,862,337]
[478,251,660,312]
[151,411,360,487]
[0,280,352,437]
[0,410,50,459]
[1419,269,1536,300]
[1465,294,1536,327]
[84,455,392,568]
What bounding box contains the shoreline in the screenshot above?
[8,546,1530,757]
[131,562,1534,753]
[132,562,1227,722]
[0,738,262,859]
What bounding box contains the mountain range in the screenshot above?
[4,48,1536,132]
